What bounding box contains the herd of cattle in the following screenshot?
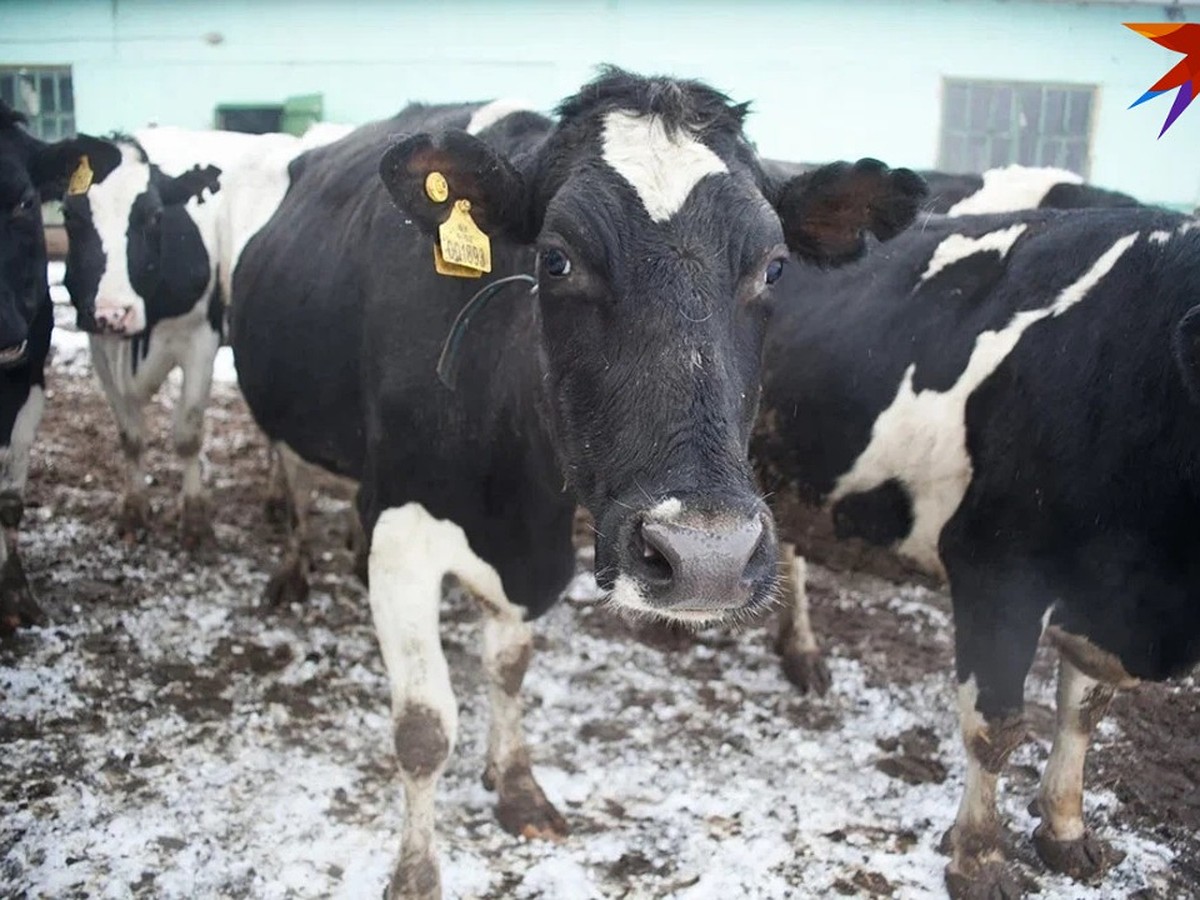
[2,67,1198,900]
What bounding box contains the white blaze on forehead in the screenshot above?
[87,144,151,317]
[947,164,1083,216]
[832,233,1139,574]
[601,110,728,222]
[466,99,537,136]
[920,224,1028,283]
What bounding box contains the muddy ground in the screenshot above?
[1,327,1198,898]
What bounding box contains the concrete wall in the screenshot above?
[3,0,1197,207]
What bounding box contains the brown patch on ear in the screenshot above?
[777,158,927,267]
[380,130,527,239]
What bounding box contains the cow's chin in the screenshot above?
[602,573,775,629]
[0,341,28,369]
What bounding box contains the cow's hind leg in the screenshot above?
[943,566,1044,899]
[0,385,46,633]
[264,444,313,607]
[773,544,831,695]
[1031,651,1125,881]
[468,577,568,839]
[175,326,219,551]
[369,503,462,900]
[263,442,291,528]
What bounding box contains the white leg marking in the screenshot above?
[919,225,1027,283]
[1038,657,1112,842]
[90,337,149,507]
[601,110,729,223]
[785,550,818,653]
[953,677,997,843]
[832,233,1140,574]
[0,385,45,501]
[947,164,1082,216]
[370,503,465,899]
[174,324,219,499]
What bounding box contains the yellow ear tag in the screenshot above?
[425,171,449,203]
[67,155,94,196]
[436,199,492,276]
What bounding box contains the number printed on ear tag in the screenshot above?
[433,242,484,278]
[437,199,492,274]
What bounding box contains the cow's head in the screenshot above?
[381,68,925,624]
[61,138,220,337]
[0,103,120,367]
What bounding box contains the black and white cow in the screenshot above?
[754,207,1200,897]
[919,164,1141,215]
[60,138,222,547]
[0,102,120,633]
[231,69,924,897]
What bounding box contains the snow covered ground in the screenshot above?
[0,265,1193,899]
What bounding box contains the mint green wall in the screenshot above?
[2,0,1197,207]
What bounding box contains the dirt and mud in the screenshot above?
[1,328,1197,898]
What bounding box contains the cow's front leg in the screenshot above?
[174,327,219,551]
[1031,651,1126,881]
[370,503,461,900]
[773,544,831,695]
[90,341,150,540]
[470,580,568,840]
[0,384,45,634]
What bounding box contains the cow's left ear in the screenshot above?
[160,164,222,205]
[30,134,123,200]
[772,159,927,267]
[379,130,532,243]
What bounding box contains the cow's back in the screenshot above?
[758,210,1200,629]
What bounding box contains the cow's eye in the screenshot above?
[765,257,786,286]
[13,194,36,217]
[541,248,571,278]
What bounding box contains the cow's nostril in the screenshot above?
[637,520,675,583]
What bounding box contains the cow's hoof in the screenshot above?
[117,494,151,543]
[264,557,310,607]
[180,496,216,554]
[1033,825,1124,883]
[386,848,440,900]
[945,860,1036,900]
[0,554,44,636]
[779,646,832,696]
[495,765,569,841]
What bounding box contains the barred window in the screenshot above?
[0,66,75,141]
[939,78,1095,176]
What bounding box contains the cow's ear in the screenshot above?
[30,134,122,199]
[773,159,926,267]
[1173,304,1200,406]
[379,130,532,243]
[160,164,222,206]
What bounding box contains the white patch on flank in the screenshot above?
[947,164,1082,216]
[832,233,1139,574]
[86,144,152,333]
[466,99,536,136]
[601,110,728,223]
[0,385,45,497]
[1179,219,1198,237]
[649,497,683,522]
[919,225,1028,283]
[1148,230,1172,245]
